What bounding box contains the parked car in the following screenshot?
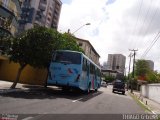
[101,81,107,87]
[112,79,125,95]
[108,82,113,85]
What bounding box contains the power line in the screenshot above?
[128,0,144,49]
[132,0,160,59]
[134,0,153,49]
[139,0,160,48]
[141,31,160,58]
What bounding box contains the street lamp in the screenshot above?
[72,23,91,34]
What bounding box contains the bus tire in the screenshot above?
[62,87,70,91]
[87,83,91,93]
[95,89,98,92]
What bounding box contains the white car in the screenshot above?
[101,81,107,87]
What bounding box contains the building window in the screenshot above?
[90,48,92,54]
[48,12,52,16]
[79,42,83,46]
[47,17,51,22]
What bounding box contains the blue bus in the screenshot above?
[47,50,101,93]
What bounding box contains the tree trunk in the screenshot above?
[44,68,49,88]
[10,64,26,89]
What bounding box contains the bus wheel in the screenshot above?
[95,84,100,92]
[62,87,70,91]
[87,83,91,93]
[95,89,98,92]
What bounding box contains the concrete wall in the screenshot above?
[141,84,160,104]
[0,58,47,85]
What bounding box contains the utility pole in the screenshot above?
[129,49,138,93]
[127,53,132,91]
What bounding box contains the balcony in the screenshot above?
[21,6,31,12]
[38,3,46,11]
[40,0,47,4]
[0,16,12,32]
[0,0,20,18]
[0,16,16,35]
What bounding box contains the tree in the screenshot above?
[146,71,160,83]
[9,26,56,88]
[0,36,12,55]
[135,59,150,80]
[103,75,115,83]
[134,59,160,83]
[61,33,84,52]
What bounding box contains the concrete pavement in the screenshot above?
[0,80,44,93]
[0,82,146,115]
[1,80,160,115]
[130,90,160,115]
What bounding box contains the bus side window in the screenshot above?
[87,62,89,75]
[82,58,87,71]
[90,64,92,74]
[97,69,100,77]
[90,64,94,74]
[93,66,95,76]
[52,52,56,62]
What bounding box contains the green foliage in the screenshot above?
[9,27,84,69]
[10,26,55,68]
[0,36,12,55]
[135,59,160,83]
[103,75,115,83]
[135,59,150,77]
[146,71,160,83]
[60,33,84,53]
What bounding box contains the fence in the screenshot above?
[141,84,160,104]
[0,57,47,85]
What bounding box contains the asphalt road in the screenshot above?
[0,85,147,120]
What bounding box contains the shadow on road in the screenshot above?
[112,91,127,96]
[0,86,102,101]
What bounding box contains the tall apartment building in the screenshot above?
[107,54,126,74]
[146,60,154,70]
[18,0,62,32]
[0,0,21,36]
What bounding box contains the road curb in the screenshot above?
[0,88,28,94]
[128,92,155,114]
[138,98,156,114]
[0,87,48,94]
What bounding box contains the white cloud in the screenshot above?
[58,0,160,72]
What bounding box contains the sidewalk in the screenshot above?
[0,80,26,93]
[0,80,45,93]
[131,90,160,115]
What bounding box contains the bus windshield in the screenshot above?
[53,51,81,64]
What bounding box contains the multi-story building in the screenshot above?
[0,0,21,36]
[107,54,126,74]
[146,60,154,71]
[76,37,100,66]
[18,0,62,32]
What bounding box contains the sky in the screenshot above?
[58,0,160,72]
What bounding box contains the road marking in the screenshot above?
[72,98,83,102]
[22,117,34,120]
